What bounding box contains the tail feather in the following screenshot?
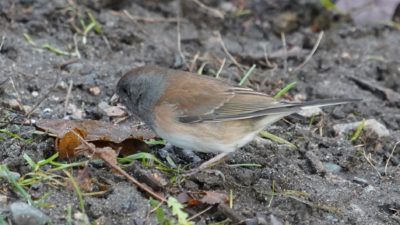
[180,98,361,123]
[297,98,361,110]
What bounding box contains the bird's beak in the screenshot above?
[110,93,120,105]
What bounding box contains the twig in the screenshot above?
[188,205,213,221]
[70,130,166,202]
[122,9,179,23]
[280,32,288,76]
[8,76,23,110]
[217,203,246,224]
[191,0,224,19]
[102,34,112,51]
[384,141,400,175]
[291,31,324,73]
[189,52,200,72]
[362,149,382,177]
[58,58,79,71]
[73,34,81,59]
[217,31,244,72]
[262,44,277,69]
[215,58,226,79]
[0,35,5,51]
[64,80,73,117]
[122,10,150,35]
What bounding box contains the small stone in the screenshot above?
[65,104,83,119]
[323,162,342,173]
[89,86,101,96]
[57,81,68,90]
[269,214,283,225]
[298,107,322,117]
[31,91,39,97]
[333,119,390,138]
[7,99,22,110]
[10,202,50,225]
[353,177,369,187]
[74,211,90,225]
[305,151,326,175]
[341,52,352,59]
[102,106,126,117]
[23,105,32,113]
[220,2,237,13]
[272,12,299,33]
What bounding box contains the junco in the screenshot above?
[114,65,359,169]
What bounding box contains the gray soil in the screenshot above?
[1,0,400,224]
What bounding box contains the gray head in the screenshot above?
[116,65,167,126]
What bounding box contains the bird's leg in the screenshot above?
[181,149,202,164]
[158,143,174,159]
[184,152,230,177]
[198,152,230,170]
[159,144,201,166]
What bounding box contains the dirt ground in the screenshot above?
[1,0,400,224]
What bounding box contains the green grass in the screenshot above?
[64,170,86,214]
[0,165,33,205]
[238,64,256,86]
[0,129,25,141]
[274,81,297,99]
[351,119,366,141]
[259,131,297,149]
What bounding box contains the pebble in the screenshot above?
[298,107,323,117]
[10,202,50,225]
[6,99,22,110]
[333,119,390,138]
[323,162,342,173]
[31,91,39,97]
[352,177,369,187]
[89,86,101,96]
[57,81,68,90]
[269,214,283,225]
[272,12,299,33]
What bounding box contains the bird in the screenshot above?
[113,65,359,169]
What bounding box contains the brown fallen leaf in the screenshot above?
[36,119,155,142]
[177,191,228,206]
[72,132,166,202]
[36,119,155,159]
[55,128,87,159]
[200,191,228,205]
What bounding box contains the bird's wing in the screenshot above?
[159,72,299,123]
[161,71,359,123]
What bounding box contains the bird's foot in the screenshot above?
[182,152,230,178]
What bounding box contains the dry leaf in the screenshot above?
[36,119,155,159]
[55,128,87,159]
[200,191,228,205]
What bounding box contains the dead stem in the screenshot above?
[70,129,167,202]
[291,31,324,73]
[280,32,288,76]
[384,141,400,175]
[215,58,226,79]
[63,80,73,118]
[217,31,245,72]
[191,0,224,19]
